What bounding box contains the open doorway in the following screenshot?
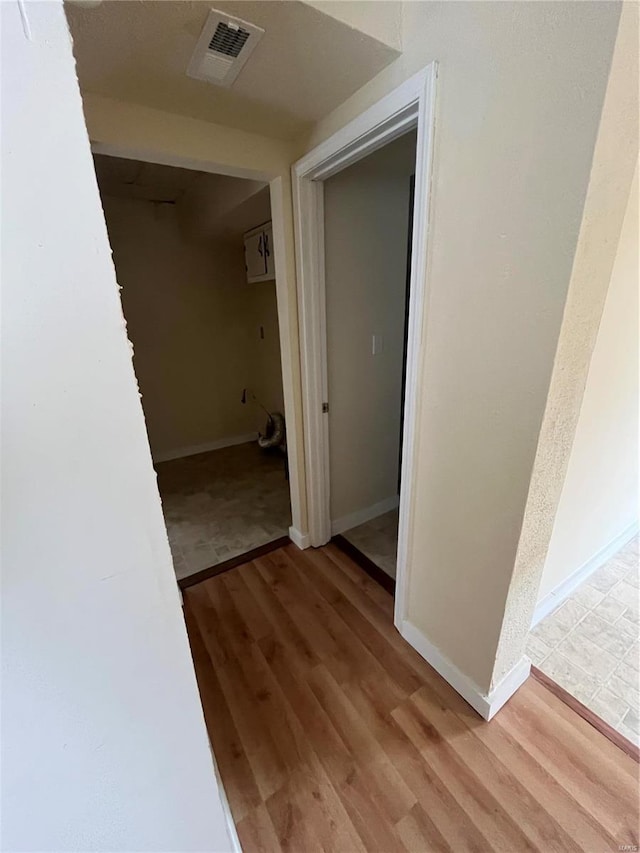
[323,132,417,592]
[93,155,292,584]
[292,65,437,628]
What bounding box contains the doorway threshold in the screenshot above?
[531,665,639,762]
[331,534,396,596]
[178,536,291,590]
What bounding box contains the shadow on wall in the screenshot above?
[101,190,285,462]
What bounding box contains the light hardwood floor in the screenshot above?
[184,543,639,852]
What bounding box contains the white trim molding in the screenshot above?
[208,744,243,853]
[531,520,639,628]
[400,620,531,720]
[291,64,438,648]
[331,495,400,537]
[152,433,257,464]
[291,163,330,546]
[288,526,311,550]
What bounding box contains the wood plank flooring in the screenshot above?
[184,543,640,852]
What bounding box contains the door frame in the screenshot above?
[292,64,437,628]
[89,142,307,550]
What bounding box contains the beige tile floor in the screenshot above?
[343,507,399,579]
[527,535,639,745]
[156,442,291,581]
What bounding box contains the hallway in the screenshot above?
[184,543,637,852]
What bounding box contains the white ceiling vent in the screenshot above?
[187,9,264,88]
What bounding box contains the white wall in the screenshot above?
[249,281,287,419]
[304,1,624,693]
[101,195,283,460]
[1,3,232,849]
[324,131,416,523]
[303,1,403,51]
[537,162,639,602]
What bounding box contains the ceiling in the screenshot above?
[65,1,402,140]
[93,153,270,240]
[93,155,200,203]
[219,185,272,240]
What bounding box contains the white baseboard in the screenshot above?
[152,433,257,464]
[207,745,242,853]
[485,656,532,719]
[289,526,311,549]
[331,495,400,536]
[531,520,639,628]
[399,619,531,721]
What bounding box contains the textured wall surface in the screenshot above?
[493,3,638,687]
[538,162,638,603]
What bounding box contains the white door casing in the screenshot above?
[291,64,438,630]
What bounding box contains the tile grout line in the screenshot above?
[528,540,639,741]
